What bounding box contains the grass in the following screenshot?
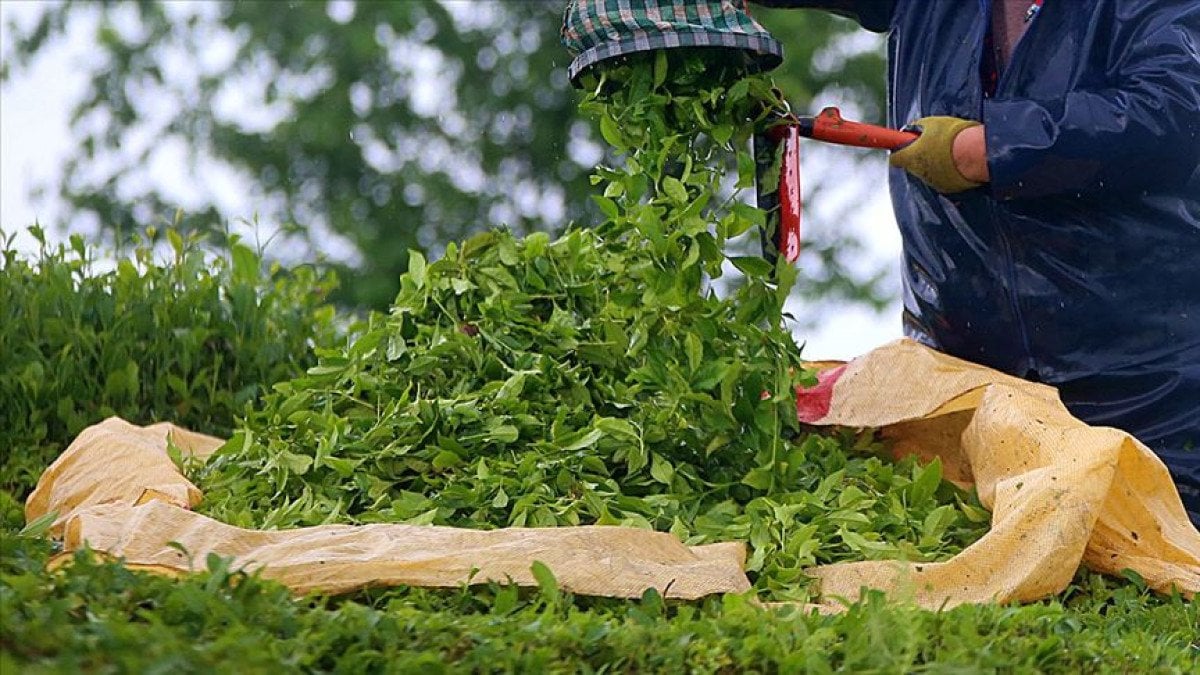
[2,534,1196,673]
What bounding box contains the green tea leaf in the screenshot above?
[652,49,668,88]
[408,250,427,289]
[907,459,943,505]
[599,113,625,152]
[649,454,674,485]
[19,510,58,538]
[531,560,559,600]
[662,176,688,204]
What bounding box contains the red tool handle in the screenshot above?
[755,124,802,265]
[775,125,802,264]
[798,107,918,150]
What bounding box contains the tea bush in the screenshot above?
[0,227,342,507]
[2,535,1195,672]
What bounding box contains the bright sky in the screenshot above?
[1,0,86,244]
[0,0,903,361]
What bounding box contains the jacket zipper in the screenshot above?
[996,0,1045,95]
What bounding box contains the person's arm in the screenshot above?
[984,1,1200,200]
[750,1,894,33]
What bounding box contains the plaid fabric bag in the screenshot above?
[561,0,783,83]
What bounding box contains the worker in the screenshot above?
[562,0,1200,525]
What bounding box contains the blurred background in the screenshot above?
[1,0,902,359]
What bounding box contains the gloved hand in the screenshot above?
[890,116,984,194]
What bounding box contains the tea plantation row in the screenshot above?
[0,231,1195,672]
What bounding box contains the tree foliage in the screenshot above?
[3,0,889,312]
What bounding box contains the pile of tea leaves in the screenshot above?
[195,52,989,600]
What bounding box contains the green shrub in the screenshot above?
[3,535,1196,673]
[0,226,342,504]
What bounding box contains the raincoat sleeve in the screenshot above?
[750,1,893,33]
[984,2,1200,200]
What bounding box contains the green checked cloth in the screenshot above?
[561,0,784,83]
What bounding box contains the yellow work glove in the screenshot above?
[890,116,984,194]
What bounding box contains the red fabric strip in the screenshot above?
[795,364,847,423]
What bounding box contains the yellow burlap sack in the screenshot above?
[25,339,1198,609]
[28,417,749,600]
[795,339,1198,609]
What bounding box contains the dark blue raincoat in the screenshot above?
[760,0,1200,522]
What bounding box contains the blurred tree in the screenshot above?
[3,0,889,313]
